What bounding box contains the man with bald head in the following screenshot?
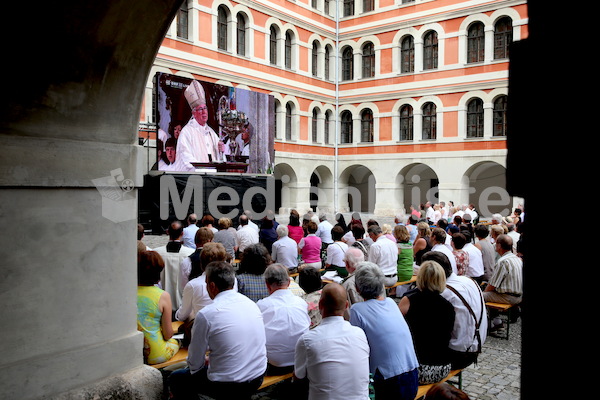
[294,283,370,400]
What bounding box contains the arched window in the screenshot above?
[217,6,228,51]
[362,42,375,78]
[177,1,189,39]
[341,111,353,143]
[325,45,331,80]
[344,0,354,17]
[401,36,414,73]
[324,111,331,144]
[285,31,292,70]
[270,26,278,65]
[493,95,508,136]
[467,22,484,63]
[466,98,484,138]
[312,109,319,143]
[422,102,437,140]
[236,14,246,56]
[285,103,293,140]
[399,105,413,141]
[342,46,353,81]
[361,109,373,142]
[423,31,438,70]
[494,17,513,60]
[312,41,319,77]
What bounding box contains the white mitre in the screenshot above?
[184,80,206,109]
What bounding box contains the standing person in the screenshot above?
[153,220,195,311]
[287,209,304,244]
[350,263,419,400]
[271,225,299,272]
[168,262,266,400]
[421,251,487,370]
[257,264,310,373]
[298,221,322,269]
[137,251,180,365]
[474,224,496,282]
[399,261,455,385]
[325,225,349,277]
[177,80,224,171]
[368,225,399,287]
[294,283,370,400]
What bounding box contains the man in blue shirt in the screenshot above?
[350,262,419,400]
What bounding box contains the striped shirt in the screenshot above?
[489,252,523,296]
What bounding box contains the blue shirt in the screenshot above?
[350,297,418,379]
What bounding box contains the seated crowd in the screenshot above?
[136,203,524,399]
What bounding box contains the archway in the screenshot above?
[464,161,511,217]
[398,163,440,212]
[309,165,334,213]
[339,165,376,213]
[274,162,299,214]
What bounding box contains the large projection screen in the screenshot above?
[154,73,275,175]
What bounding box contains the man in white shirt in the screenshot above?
[153,220,194,311]
[367,225,398,287]
[430,227,458,275]
[461,231,485,283]
[236,214,259,254]
[181,213,199,249]
[257,263,310,373]
[315,213,334,245]
[168,261,267,400]
[177,80,224,171]
[294,283,370,400]
[421,251,487,371]
[271,225,298,271]
[237,210,259,232]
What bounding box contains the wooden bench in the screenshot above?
[258,372,294,390]
[414,369,463,399]
[150,348,188,369]
[385,275,417,295]
[485,301,515,340]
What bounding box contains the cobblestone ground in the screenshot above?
[144,234,522,400]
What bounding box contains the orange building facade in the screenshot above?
[140,0,528,218]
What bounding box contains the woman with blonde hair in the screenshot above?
[399,260,455,385]
[413,221,432,266]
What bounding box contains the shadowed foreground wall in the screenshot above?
[0,1,183,399]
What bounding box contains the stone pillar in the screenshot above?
[0,1,182,399]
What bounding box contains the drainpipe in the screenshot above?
[334,0,339,215]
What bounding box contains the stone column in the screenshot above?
[0,1,182,399]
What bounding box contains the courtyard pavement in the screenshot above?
[143,232,522,399]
